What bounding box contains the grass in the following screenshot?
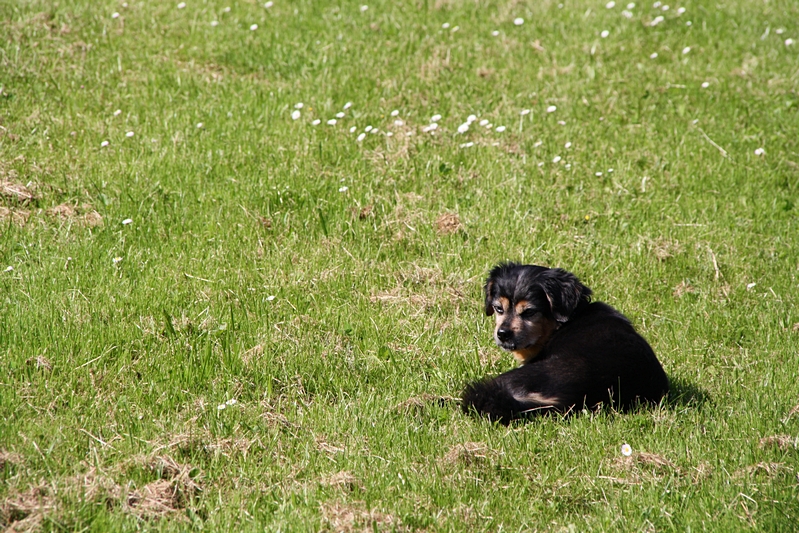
[1,0,799,530]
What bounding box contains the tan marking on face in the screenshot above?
[505,315,559,364]
[492,297,510,326]
[511,345,543,364]
[514,300,530,315]
[497,297,509,312]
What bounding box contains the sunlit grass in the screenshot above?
[1,0,799,530]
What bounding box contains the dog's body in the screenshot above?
[462,263,669,424]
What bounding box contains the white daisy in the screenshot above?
[250,23,258,31]
[601,30,609,38]
[495,126,506,132]
[754,147,765,156]
[101,140,109,147]
[514,17,524,26]
[621,443,632,456]
[291,110,301,120]
[546,105,557,113]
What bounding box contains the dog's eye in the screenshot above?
[493,305,505,315]
[520,309,539,319]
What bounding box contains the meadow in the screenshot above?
[1,0,799,530]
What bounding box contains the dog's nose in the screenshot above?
[496,328,512,342]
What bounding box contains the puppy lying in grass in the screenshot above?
[462,263,669,424]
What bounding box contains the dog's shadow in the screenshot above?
[664,375,711,410]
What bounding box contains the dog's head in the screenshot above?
[483,263,592,364]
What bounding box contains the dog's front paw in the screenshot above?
[461,380,519,425]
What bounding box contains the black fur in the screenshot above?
[463,263,669,424]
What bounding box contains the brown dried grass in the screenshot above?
[319,471,361,492]
[758,435,797,450]
[0,181,37,204]
[435,213,462,235]
[320,501,405,533]
[442,441,495,466]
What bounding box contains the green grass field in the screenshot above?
[2,0,799,530]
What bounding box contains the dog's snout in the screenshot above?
[496,328,513,342]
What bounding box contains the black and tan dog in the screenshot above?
[462,263,668,424]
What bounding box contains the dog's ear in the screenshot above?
[538,269,592,323]
[484,279,495,315]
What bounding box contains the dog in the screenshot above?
[461,263,669,424]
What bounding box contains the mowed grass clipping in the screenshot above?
[1,0,798,530]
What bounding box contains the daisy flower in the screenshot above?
[621,443,633,456]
